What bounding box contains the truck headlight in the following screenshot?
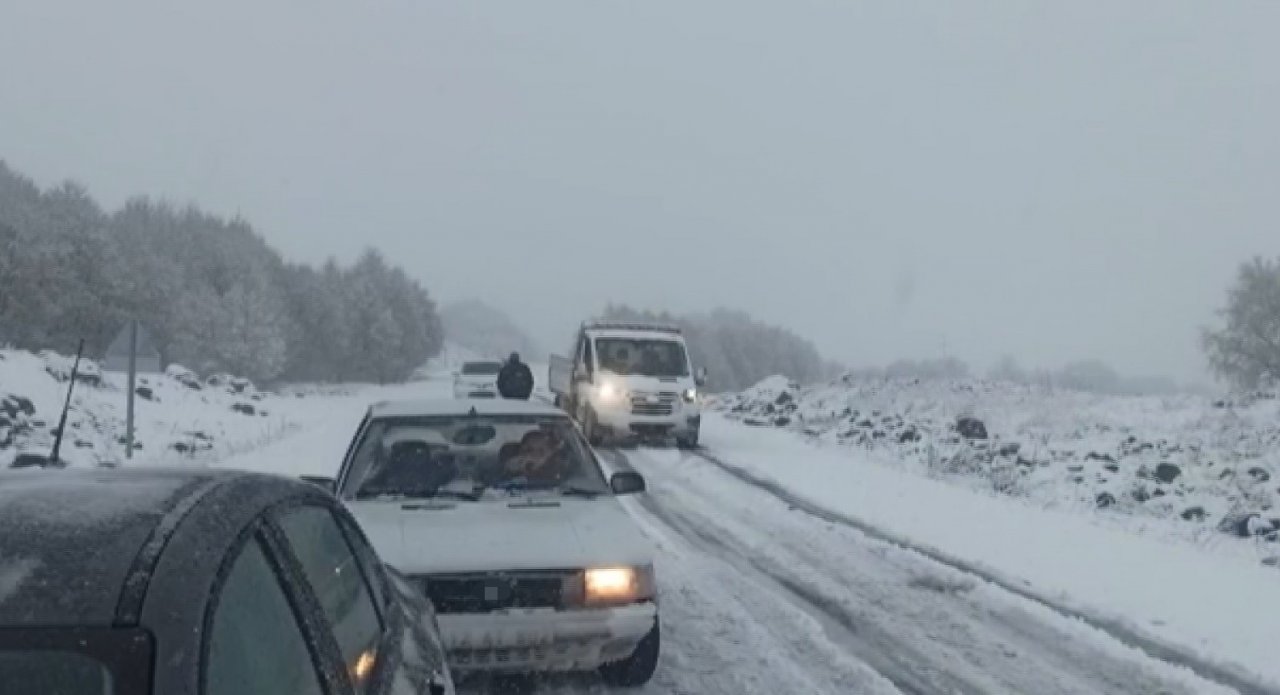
[596,382,626,404]
[682,388,697,403]
[583,565,655,606]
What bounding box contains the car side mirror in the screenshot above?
[610,471,646,495]
[299,475,336,493]
[695,367,708,387]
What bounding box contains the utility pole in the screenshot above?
[126,320,137,459]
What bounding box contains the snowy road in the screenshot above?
[217,383,1254,695]
[455,442,1244,691]
[460,444,1242,695]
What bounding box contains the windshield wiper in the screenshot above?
[360,489,479,502]
[559,485,603,498]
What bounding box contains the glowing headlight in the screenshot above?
[682,388,697,403]
[351,647,377,683]
[596,382,625,404]
[583,565,655,606]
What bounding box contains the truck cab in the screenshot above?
[550,322,706,448]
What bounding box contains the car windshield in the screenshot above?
[341,415,608,500]
[461,362,502,376]
[595,338,689,378]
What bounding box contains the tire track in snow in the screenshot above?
[680,446,1271,695]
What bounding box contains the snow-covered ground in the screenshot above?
[208,366,1276,693]
[698,416,1280,693]
[712,375,1280,560]
[11,346,1275,692]
[1,348,299,468]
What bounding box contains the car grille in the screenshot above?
[417,571,573,613]
[630,391,678,416]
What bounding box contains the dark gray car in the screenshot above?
[0,468,454,695]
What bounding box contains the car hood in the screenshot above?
[347,496,653,575]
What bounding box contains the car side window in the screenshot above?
[335,513,391,614]
[205,538,326,695]
[279,506,384,692]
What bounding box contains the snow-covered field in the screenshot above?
[1,348,301,468]
[7,348,1278,693]
[712,375,1280,561]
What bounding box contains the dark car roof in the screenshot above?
[0,467,311,627]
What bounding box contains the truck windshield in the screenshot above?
[595,338,690,378]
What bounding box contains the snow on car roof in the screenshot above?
[0,468,226,625]
[369,398,568,419]
[0,467,303,627]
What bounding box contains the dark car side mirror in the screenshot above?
[299,475,337,493]
[610,471,646,495]
[695,366,708,387]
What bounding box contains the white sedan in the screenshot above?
[452,361,503,399]
[331,398,660,687]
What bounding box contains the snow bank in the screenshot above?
[1,348,295,468]
[702,415,1280,689]
[710,375,1280,558]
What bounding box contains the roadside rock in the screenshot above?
[166,364,203,390]
[956,417,988,440]
[1153,463,1182,484]
[1181,506,1207,521]
[231,403,256,416]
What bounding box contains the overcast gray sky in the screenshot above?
[3,1,1277,380]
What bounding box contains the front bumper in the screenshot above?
[594,404,701,438]
[438,603,657,673]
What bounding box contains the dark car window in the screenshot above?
[279,506,383,691]
[205,539,325,695]
[461,361,502,375]
[0,651,111,694]
[334,514,392,614]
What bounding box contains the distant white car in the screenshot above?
[331,398,660,686]
[452,361,503,399]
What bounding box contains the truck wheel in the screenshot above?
[676,429,699,450]
[599,620,660,687]
[584,409,604,447]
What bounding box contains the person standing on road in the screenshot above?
[497,352,534,400]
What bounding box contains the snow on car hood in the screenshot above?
[347,496,654,575]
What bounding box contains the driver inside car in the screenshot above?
[503,430,569,485]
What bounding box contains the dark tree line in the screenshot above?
[598,304,835,391]
[0,161,442,384]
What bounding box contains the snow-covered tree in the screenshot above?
[1203,256,1280,389]
[0,159,443,384]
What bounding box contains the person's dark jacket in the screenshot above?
[497,360,535,399]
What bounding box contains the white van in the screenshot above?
[550,321,706,448]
